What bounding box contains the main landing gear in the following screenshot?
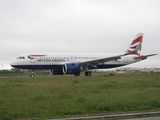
[30,70,34,78]
[73,72,92,76]
[29,70,91,77]
[74,73,80,76]
[85,71,91,76]
[74,71,91,76]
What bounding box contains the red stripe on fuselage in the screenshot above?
[29,54,46,57]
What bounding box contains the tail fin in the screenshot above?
[125,33,143,56]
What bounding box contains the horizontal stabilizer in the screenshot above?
[134,54,157,60]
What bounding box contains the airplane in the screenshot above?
[10,33,157,77]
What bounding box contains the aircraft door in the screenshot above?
[30,58,36,63]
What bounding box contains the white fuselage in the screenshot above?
[10,53,141,70]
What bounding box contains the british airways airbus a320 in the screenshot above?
[10,33,157,77]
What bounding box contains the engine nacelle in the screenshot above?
[65,63,81,74]
[50,65,66,75]
[50,64,81,75]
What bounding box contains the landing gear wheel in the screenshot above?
[30,70,34,78]
[30,74,34,78]
[74,73,80,76]
[85,71,91,76]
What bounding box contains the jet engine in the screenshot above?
[50,63,81,76]
[50,65,66,75]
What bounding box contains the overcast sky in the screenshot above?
[0,0,159,69]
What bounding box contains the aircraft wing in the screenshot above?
[80,43,142,69]
[80,54,126,69]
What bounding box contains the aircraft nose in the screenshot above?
[10,61,17,67]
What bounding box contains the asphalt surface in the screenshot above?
[125,116,160,120]
[52,111,160,120]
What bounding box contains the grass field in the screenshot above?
[0,73,160,119]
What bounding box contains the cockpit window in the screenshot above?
[16,56,25,59]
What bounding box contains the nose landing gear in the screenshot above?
[30,70,34,78]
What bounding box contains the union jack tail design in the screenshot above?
[126,33,143,56]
